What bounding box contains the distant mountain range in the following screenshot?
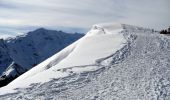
[0,28,83,87]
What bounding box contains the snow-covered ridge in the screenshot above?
[0,23,128,93]
[86,23,155,36]
[86,23,123,36]
[0,23,164,100]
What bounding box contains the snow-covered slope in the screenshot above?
[0,23,170,100]
[0,28,83,87]
[3,23,126,87]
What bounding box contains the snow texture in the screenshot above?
[0,23,170,100]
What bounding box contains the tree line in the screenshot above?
[160,26,170,34]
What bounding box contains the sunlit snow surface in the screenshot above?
[0,23,170,100]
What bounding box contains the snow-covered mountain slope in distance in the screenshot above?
[0,28,83,87]
[1,23,170,100]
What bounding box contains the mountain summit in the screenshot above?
[0,23,170,100]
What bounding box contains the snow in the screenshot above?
[86,23,122,36]
[0,23,126,94]
[0,28,83,86]
[3,65,15,77]
[0,23,170,100]
[5,28,83,70]
[0,34,14,39]
[53,32,125,70]
[2,62,25,77]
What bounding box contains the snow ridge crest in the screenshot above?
[86,22,156,37]
[86,23,123,36]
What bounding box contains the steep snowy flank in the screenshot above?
[0,23,170,100]
[0,28,83,87]
[0,23,126,94]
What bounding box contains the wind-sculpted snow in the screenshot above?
[0,23,170,100]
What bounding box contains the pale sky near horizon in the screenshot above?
[0,0,170,37]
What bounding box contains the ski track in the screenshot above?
[0,26,170,100]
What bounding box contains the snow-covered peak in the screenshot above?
[86,23,123,36]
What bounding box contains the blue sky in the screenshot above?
[0,0,170,37]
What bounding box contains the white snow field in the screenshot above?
[0,23,170,100]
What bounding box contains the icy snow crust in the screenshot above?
[1,23,170,100]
